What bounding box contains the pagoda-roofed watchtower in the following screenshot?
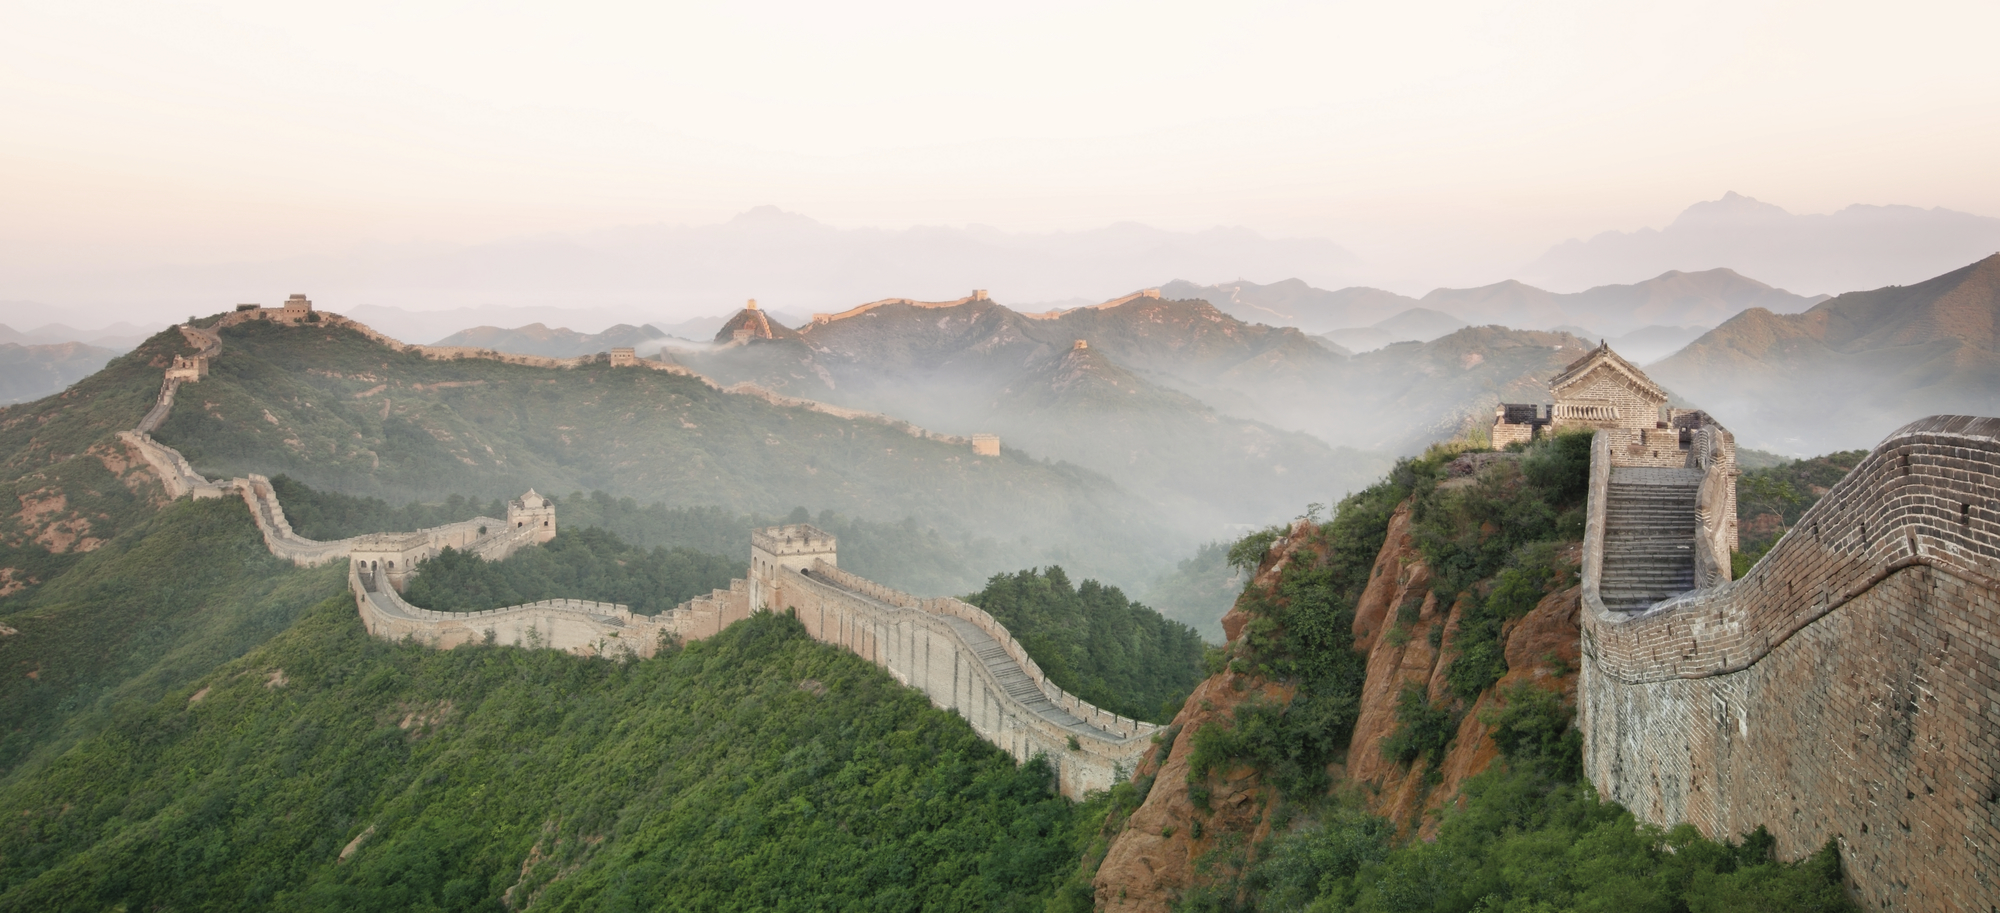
[750,524,836,610]
[1549,342,1668,432]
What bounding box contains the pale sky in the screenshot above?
[4,0,1998,281]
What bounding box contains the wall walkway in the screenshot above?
[1581,415,2000,912]
[120,315,1154,799]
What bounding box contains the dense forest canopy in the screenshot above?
[1,593,1104,910]
[962,567,1207,723]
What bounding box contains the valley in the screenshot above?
[0,255,1994,911]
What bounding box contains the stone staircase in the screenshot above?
[1600,467,1702,612]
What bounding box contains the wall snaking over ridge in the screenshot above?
[1581,415,2000,913]
[123,317,1153,799]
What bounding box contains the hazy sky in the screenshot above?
[5,0,1998,279]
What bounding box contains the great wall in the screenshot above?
[120,302,1157,798]
[117,303,2000,907]
[1494,345,1999,911]
[1580,415,2000,912]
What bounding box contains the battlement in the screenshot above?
[809,290,993,324]
[1581,415,2000,910]
[751,524,836,557]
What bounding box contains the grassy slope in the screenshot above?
[153,318,1166,585]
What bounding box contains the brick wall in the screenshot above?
[1582,415,2000,912]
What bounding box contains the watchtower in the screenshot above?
[280,294,313,320]
[608,347,637,367]
[971,433,1001,456]
[166,355,208,382]
[750,523,837,611]
[350,532,431,592]
[508,490,557,544]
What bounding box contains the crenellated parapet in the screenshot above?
[765,557,1160,797]
[125,308,1159,802]
[1581,415,2000,911]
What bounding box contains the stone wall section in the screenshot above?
[1581,415,2000,912]
[765,559,1158,797]
[123,312,1157,800]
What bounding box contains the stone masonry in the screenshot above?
[1581,416,2000,912]
[122,315,1157,799]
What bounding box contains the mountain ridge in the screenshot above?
[1649,254,2000,453]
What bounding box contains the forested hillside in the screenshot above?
[1650,253,2000,453]
[269,476,1060,598]
[149,317,1168,587]
[1078,432,1858,911]
[678,298,1388,538]
[963,567,1206,723]
[0,604,1099,910]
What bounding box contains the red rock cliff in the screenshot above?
[1094,503,1582,912]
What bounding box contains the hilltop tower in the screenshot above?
[749,524,836,611]
[1498,340,1738,552]
[166,354,208,382]
[608,347,637,367]
[508,490,557,544]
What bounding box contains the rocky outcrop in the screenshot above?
[1095,497,1585,911]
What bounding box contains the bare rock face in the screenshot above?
[1093,501,1584,906]
[1094,521,1313,913]
[1344,518,1581,833]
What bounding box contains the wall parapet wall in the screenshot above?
[130,310,1156,802]
[1581,415,2000,912]
[809,562,1152,740]
[771,560,1158,797]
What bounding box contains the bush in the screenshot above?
[1380,684,1461,774]
[1483,682,1582,782]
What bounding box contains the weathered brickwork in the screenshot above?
[1583,415,2000,912]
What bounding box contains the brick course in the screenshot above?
[1582,415,2000,912]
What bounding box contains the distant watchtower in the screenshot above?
[280,294,313,320]
[750,524,836,611]
[508,490,557,544]
[166,354,208,382]
[608,347,637,367]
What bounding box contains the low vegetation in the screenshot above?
[964,567,1206,723]
[1192,691,1855,912]
[1140,539,1244,642]
[152,318,1163,586]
